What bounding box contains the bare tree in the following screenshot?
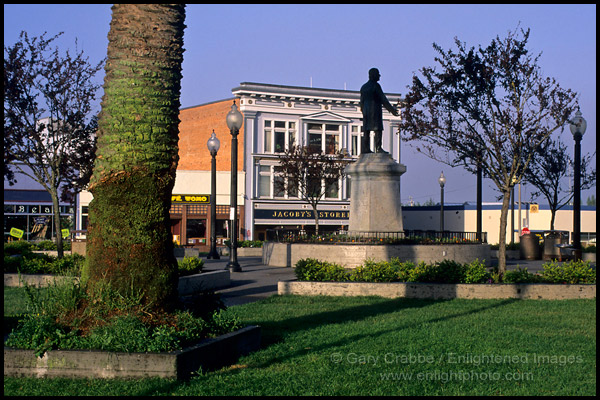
[524,137,596,230]
[4,31,103,257]
[399,27,578,275]
[274,145,348,236]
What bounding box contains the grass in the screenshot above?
[4,291,596,396]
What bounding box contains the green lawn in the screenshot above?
[4,291,596,396]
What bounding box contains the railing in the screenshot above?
[266,229,487,244]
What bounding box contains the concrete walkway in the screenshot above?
[202,256,295,306]
[203,256,595,307]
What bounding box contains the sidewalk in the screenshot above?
[202,256,295,306]
[203,256,595,307]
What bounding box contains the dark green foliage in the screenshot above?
[295,258,595,284]
[503,267,541,284]
[409,259,465,283]
[4,241,34,256]
[178,257,204,276]
[4,252,85,275]
[295,258,349,281]
[540,259,596,284]
[4,279,241,356]
[462,259,492,283]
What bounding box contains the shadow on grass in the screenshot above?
[245,296,518,369]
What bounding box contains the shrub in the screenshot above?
[503,267,539,284]
[4,241,34,256]
[3,252,84,275]
[582,245,596,253]
[295,258,348,281]
[349,259,401,282]
[4,255,23,273]
[408,260,465,283]
[224,240,263,248]
[463,259,492,283]
[34,240,57,251]
[178,256,204,277]
[20,255,53,274]
[540,259,596,284]
[239,240,263,248]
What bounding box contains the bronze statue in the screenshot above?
[359,68,399,153]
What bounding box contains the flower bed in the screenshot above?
[4,325,261,380]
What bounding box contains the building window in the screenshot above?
[274,174,285,198]
[350,125,361,156]
[325,124,340,154]
[264,120,296,153]
[325,178,340,200]
[258,165,271,197]
[307,123,341,154]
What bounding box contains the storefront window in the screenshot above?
[29,215,51,241]
[186,219,206,242]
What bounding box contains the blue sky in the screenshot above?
[4,4,596,206]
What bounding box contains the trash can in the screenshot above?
[520,233,540,260]
[543,231,569,261]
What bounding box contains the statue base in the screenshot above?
[345,153,406,232]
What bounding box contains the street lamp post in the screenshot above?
[207,130,220,260]
[438,171,446,236]
[226,101,243,272]
[570,109,586,261]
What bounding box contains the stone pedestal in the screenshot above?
[345,153,406,232]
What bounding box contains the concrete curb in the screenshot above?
[4,325,261,380]
[278,280,596,300]
[178,270,230,295]
[4,271,231,294]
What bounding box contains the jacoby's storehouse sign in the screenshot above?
[254,209,349,220]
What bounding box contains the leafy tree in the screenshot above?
[399,27,578,275]
[524,136,596,230]
[274,145,348,236]
[4,31,103,258]
[84,4,186,311]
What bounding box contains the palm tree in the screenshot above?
[84,4,186,311]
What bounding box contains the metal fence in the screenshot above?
[266,229,487,244]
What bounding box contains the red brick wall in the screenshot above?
[177,99,244,171]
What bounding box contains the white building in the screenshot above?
[232,82,402,240]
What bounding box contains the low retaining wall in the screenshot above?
[178,270,230,295]
[4,325,261,380]
[5,270,230,294]
[263,242,491,268]
[278,280,596,300]
[4,273,77,288]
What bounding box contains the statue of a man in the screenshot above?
[360,68,399,153]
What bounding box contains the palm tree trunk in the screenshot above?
[84,4,186,311]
